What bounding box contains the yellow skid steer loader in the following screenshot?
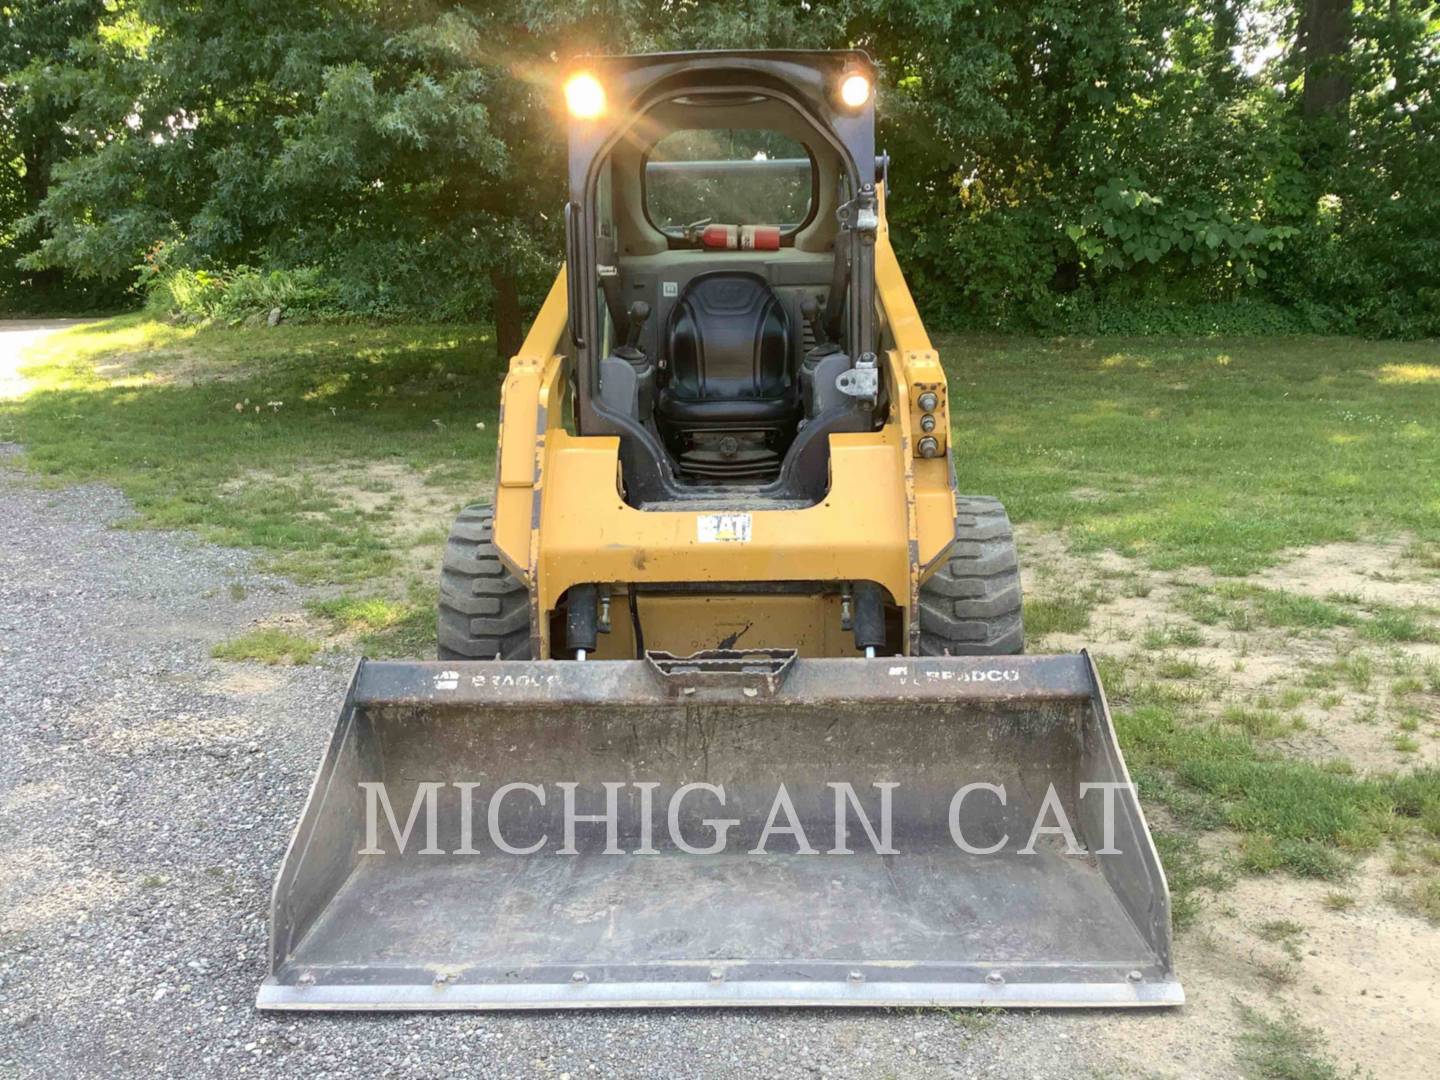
[258,50,1182,1010]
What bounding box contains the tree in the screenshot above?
[17,1,850,348]
[1300,0,1354,119]
[0,0,125,310]
[12,0,1440,336]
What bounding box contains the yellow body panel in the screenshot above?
[586,592,862,660]
[536,429,910,614]
[491,184,956,658]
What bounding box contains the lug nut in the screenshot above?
[917,435,940,458]
[917,391,938,412]
[919,413,936,432]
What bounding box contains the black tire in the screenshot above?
[437,505,532,660]
[918,495,1025,656]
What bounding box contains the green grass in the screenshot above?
[9,323,1440,594]
[1023,585,1106,637]
[1155,654,1208,679]
[1152,830,1235,929]
[1387,876,1440,924]
[307,589,436,658]
[1141,622,1206,649]
[1392,674,1424,696]
[2,315,499,585]
[1220,705,1301,739]
[211,628,320,665]
[940,335,1440,575]
[1245,588,1355,630]
[1235,1004,1346,1080]
[1358,604,1440,644]
[1113,667,1440,881]
[1275,687,1308,709]
[1261,921,1307,944]
[1404,539,1440,569]
[1334,652,1374,691]
[1176,583,1355,633]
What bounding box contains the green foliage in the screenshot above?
[5,0,1439,333]
[1065,177,1298,284]
[0,0,130,311]
[1023,585,1105,638]
[1118,700,1440,881]
[308,590,437,657]
[871,0,1440,336]
[145,266,343,323]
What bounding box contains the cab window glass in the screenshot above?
[645,129,813,235]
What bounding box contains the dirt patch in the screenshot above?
[92,347,252,388]
[1021,527,1440,1077]
[1096,859,1440,1079]
[1021,529,1440,772]
[1252,538,1440,608]
[227,460,486,579]
[214,668,285,696]
[328,460,480,576]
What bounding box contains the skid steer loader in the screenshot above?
[258,50,1182,1010]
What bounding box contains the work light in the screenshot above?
[564,73,606,119]
[839,72,871,108]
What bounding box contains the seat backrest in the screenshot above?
[665,272,792,401]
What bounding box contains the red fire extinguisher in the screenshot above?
[699,224,781,251]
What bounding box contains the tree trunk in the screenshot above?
[1300,0,1353,119]
[1209,0,1239,93]
[490,269,523,363]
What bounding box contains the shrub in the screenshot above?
[145,266,344,324]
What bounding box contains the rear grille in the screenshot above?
[677,428,780,481]
[678,447,780,480]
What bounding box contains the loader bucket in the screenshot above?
[258,651,1182,1010]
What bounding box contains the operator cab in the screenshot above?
[563,53,882,506]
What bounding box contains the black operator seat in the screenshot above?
[656,272,799,427]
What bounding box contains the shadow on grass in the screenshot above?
[937,334,1440,574]
[1,317,502,584]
